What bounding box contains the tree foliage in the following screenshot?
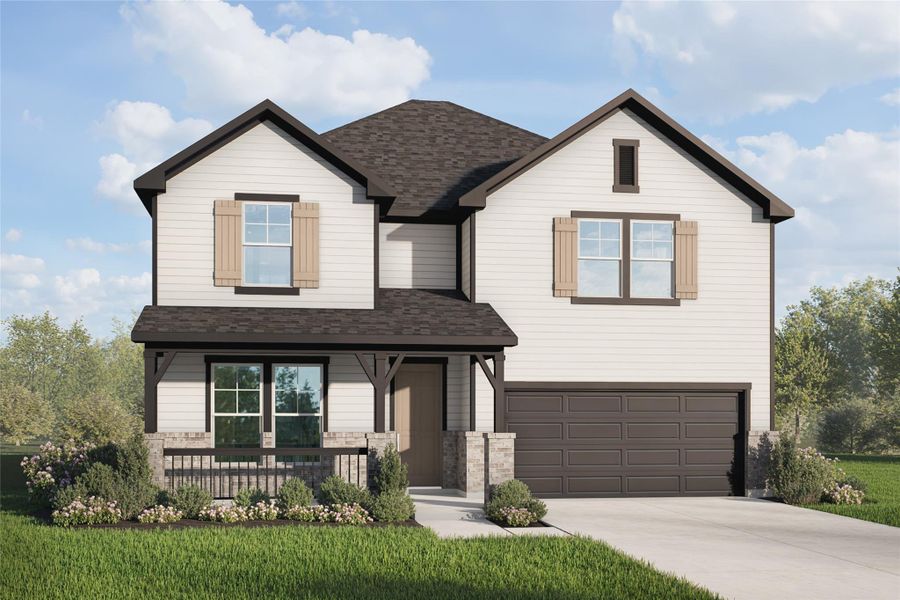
[775,308,829,442]
[0,384,55,445]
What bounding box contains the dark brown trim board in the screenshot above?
[144,350,157,433]
[459,89,794,223]
[612,139,640,193]
[505,381,752,392]
[770,222,776,431]
[134,99,397,214]
[455,222,462,292]
[234,193,300,203]
[235,287,300,296]
[151,196,158,305]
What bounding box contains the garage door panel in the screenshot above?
[508,387,742,498]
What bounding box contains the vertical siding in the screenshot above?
[156,121,374,308]
[158,353,206,433]
[378,223,456,289]
[461,216,471,299]
[474,109,772,430]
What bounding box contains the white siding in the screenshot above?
[461,216,471,299]
[379,223,456,289]
[327,355,376,432]
[445,355,470,430]
[474,109,772,430]
[156,121,374,308]
[158,353,206,433]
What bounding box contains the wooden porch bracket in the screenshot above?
[152,351,178,386]
[356,352,407,433]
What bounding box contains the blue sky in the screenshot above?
[2,1,898,337]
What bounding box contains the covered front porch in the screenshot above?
[132,289,518,498]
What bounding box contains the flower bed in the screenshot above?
[52,496,122,527]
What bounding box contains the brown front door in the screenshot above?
[394,362,443,486]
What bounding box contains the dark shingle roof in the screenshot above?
[132,289,517,347]
[323,100,547,217]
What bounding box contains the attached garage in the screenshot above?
[503,383,748,498]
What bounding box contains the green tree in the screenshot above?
[870,274,900,400]
[0,384,55,445]
[60,393,141,445]
[818,398,877,454]
[775,307,829,443]
[101,317,144,417]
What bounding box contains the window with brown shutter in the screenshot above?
[292,202,319,288]
[674,220,698,299]
[613,139,640,193]
[553,217,578,297]
[214,200,242,286]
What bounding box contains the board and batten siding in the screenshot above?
[379,223,456,289]
[156,121,374,308]
[473,108,773,430]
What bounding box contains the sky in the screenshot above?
[1,1,899,338]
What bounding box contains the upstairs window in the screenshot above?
[631,221,673,298]
[578,219,622,298]
[613,139,640,193]
[243,203,291,286]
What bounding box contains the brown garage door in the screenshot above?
[505,385,745,497]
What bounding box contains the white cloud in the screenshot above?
[613,2,900,119]
[65,237,152,254]
[122,0,431,118]
[4,229,23,243]
[880,88,900,106]
[716,128,900,313]
[275,1,308,21]
[95,101,213,207]
[0,253,45,292]
[21,109,43,128]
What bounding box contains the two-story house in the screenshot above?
[132,89,793,498]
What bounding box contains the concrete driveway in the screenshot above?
[542,496,900,600]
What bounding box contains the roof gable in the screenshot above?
[459,89,794,222]
[133,99,397,214]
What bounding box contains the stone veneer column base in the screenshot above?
[441,431,515,498]
[144,432,213,488]
[746,429,779,497]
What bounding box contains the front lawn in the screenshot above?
[803,454,900,527]
[0,447,719,600]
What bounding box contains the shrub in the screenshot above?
[170,484,213,519]
[199,505,250,523]
[768,438,838,504]
[371,489,415,522]
[818,398,881,454]
[137,505,183,523]
[374,444,408,494]
[20,440,94,505]
[329,503,373,525]
[823,484,865,505]
[317,475,373,509]
[499,507,537,527]
[65,459,155,520]
[233,487,271,508]
[247,500,280,521]
[837,472,868,494]
[283,505,331,522]
[485,479,547,525]
[52,496,122,527]
[276,478,313,509]
[69,462,118,501]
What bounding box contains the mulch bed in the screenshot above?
[80,518,421,530]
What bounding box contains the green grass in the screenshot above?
[0,447,719,600]
[803,454,900,527]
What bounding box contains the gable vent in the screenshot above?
[612,139,640,193]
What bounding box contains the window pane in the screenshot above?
[268,204,291,225]
[244,246,290,285]
[633,222,654,241]
[215,416,259,448]
[600,240,620,259]
[237,390,260,414]
[578,259,620,297]
[654,223,673,241]
[244,224,267,244]
[268,224,291,244]
[631,261,672,298]
[296,366,322,413]
[214,365,237,390]
[237,366,260,389]
[600,221,620,240]
[244,204,267,224]
[275,416,321,448]
[653,241,673,260]
[214,390,236,413]
[275,389,298,414]
[632,240,654,259]
[274,366,298,389]
[579,238,599,257]
[579,220,599,239]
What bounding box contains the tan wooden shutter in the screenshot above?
[293,202,319,288]
[553,217,578,297]
[214,200,242,286]
[675,220,698,299]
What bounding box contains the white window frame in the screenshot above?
[210,363,263,452]
[630,219,674,299]
[241,202,292,287]
[273,363,324,465]
[577,218,623,298]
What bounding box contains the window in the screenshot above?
[613,139,640,193]
[273,364,323,460]
[578,219,622,298]
[243,203,291,286]
[212,364,261,460]
[631,221,673,298]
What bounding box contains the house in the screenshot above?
[131,89,793,499]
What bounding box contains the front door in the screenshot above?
[394,362,443,486]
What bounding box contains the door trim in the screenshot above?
[390,357,448,432]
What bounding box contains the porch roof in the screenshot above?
[131,289,517,348]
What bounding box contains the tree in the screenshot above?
[775,307,829,443]
[870,274,900,400]
[818,398,877,454]
[59,393,141,445]
[101,317,144,417]
[0,384,55,445]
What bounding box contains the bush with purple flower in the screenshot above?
[20,440,94,505]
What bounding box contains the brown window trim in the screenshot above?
[205,356,330,434]
[234,193,299,202]
[569,210,680,306]
[612,139,640,193]
[234,286,300,296]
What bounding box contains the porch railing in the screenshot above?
[163,447,367,499]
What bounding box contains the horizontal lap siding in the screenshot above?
[158,354,206,432]
[379,223,456,289]
[156,122,373,308]
[475,109,772,430]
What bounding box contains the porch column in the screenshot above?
[143,349,157,434]
[373,352,387,433]
[493,352,505,433]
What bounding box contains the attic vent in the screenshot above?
[613,139,640,193]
